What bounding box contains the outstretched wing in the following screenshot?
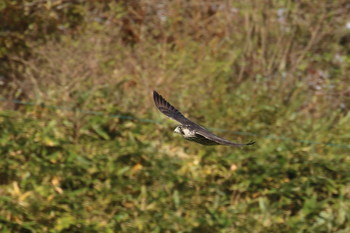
[195,128,255,147]
[153,91,193,125]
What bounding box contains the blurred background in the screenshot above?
[1,0,350,232]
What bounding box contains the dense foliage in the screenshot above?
[1,1,350,232]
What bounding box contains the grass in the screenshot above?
[1,0,350,232]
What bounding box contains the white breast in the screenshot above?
[182,128,196,137]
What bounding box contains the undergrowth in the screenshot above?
[1,0,350,232]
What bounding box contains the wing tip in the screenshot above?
[153,90,162,104]
[246,141,255,146]
[153,90,159,98]
[153,90,169,111]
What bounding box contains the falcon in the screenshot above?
[153,90,255,146]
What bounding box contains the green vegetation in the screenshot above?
[1,1,350,232]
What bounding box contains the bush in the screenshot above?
[1,0,350,232]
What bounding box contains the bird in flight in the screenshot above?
[153,90,255,147]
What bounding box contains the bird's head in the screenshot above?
[174,125,183,135]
